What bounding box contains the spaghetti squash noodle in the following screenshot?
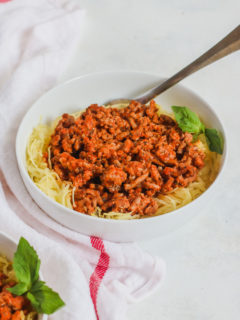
[26,101,220,219]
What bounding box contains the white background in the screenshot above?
[61,1,240,319]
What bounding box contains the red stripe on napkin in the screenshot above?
[0,0,12,3]
[89,236,110,320]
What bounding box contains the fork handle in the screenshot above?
[138,25,240,104]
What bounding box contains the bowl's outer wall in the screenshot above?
[16,72,227,242]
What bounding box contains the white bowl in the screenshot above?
[0,232,47,320]
[16,71,227,242]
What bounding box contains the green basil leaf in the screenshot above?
[12,254,31,288]
[10,238,65,316]
[31,280,46,292]
[171,106,205,134]
[13,237,40,287]
[28,283,65,314]
[27,292,40,310]
[7,282,29,295]
[205,128,223,154]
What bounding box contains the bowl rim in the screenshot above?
[0,231,47,320]
[15,70,228,225]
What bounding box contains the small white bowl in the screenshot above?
[0,232,47,320]
[16,71,227,242]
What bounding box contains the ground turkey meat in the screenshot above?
[47,100,205,216]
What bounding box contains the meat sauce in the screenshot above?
[0,273,34,320]
[47,100,205,216]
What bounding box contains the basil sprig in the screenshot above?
[171,106,223,154]
[7,237,65,315]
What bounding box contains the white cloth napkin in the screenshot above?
[0,1,166,320]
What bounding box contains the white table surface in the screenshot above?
[60,1,240,319]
